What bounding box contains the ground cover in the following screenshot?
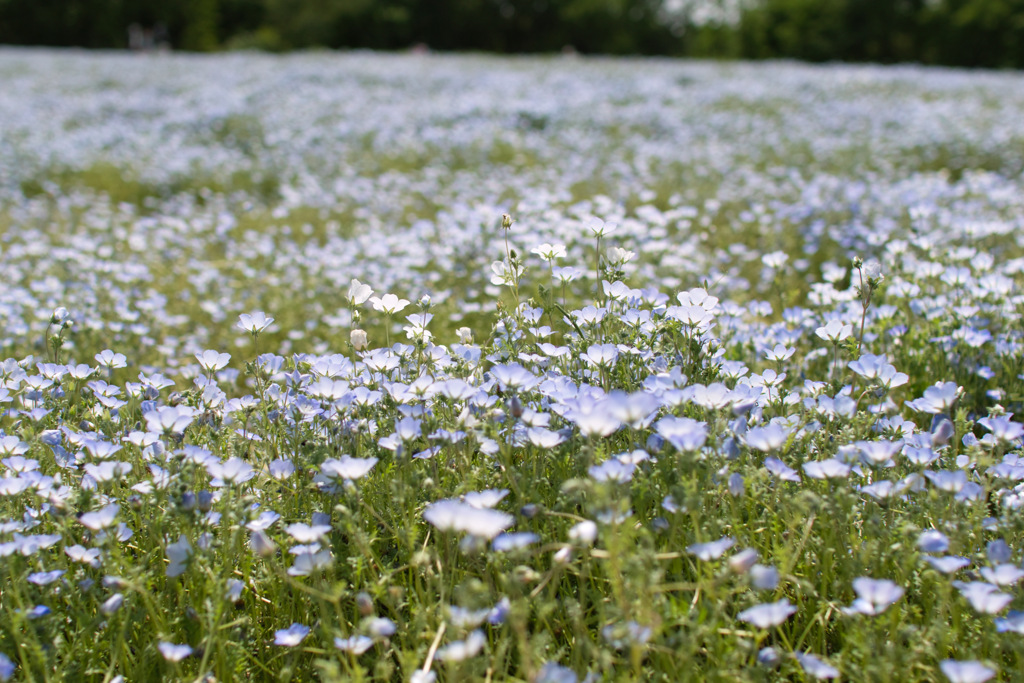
[0,49,1023,681]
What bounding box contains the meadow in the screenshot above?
[0,47,1023,681]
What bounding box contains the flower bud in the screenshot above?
[250,530,276,557]
[350,328,368,351]
[100,593,124,615]
[728,548,758,574]
[501,213,513,230]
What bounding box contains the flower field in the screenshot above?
[1,48,1024,681]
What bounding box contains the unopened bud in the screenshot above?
[350,328,368,351]
[250,530,276,557]
[501,213,513,230]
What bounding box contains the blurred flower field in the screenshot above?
[1,48,1024,681]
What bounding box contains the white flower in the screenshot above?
[531,243,567,261]
[350,329,368,350]
[348,279,373,305]
[195,350,231,371]
[369,293,410,315]
[237,311,274,334]
[815,319,852,343]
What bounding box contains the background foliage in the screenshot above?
[3,0,1024,68]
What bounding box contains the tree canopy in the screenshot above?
[2,0,1023,69]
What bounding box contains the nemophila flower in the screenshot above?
[815,319,852,343]
[319,455,377,481]
[978,415,1024,444]
[987,540,1012,564]
[842,578,904,616]
[532,243,566,261]
[526,427,565,448]
[995,611,1024,634]
[795,652,839,679]
[953,582,1013,613]
[274,623,310,647]
[906,381,961,414]
[0,437,28,457]
[225,578,244,603]
[335,635,373,655]
[437,630,486,662]
[100,593,124,615]
[65,544,101,567]
[917,530,949,553]
[288,544,333,576]
[0,652,14,680]
[195,349,231,372]
[2,454,37,472]
[939,660,996,683]
[552,266,582,284]
[237,311,274,334]
[803,459,851,479]
[764,457,801,482]
[247,510,281,532]
[729,548,759,574]
[588,459,635,483]
[144,405,196,435]
[93,349,127,370]
[285,523,331,543]
[250,530,276,557]
[489,363,539,391]
[857,440,901,466]
[206,457,256,487]
[369,293,410,315]
[925,556,970,574]
[423,500,513,539]
[447,606,491,629]
[267,458,295,480]
[655,416,708,452]
[158,642,192,663]
[601,621,651,650]
[564,395,621,438]
[410,671,437,683]
[687,536,734,561]
[568,520,598,545]
[924,469,968,493]
[165,534,192,577]
[737,599,797,628]
[606,391,661,429]
[535,662,577,683]
[79,503,119,531]
[979,564,1024,586]
[27,570,64,586]
[348,279,373,306]
[743,423,791,452]
[366,616,397,638]
[765,343,795,362]
[750,564,780,590]
[462,489,509,509]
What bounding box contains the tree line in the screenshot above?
[1,0,1023,69]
